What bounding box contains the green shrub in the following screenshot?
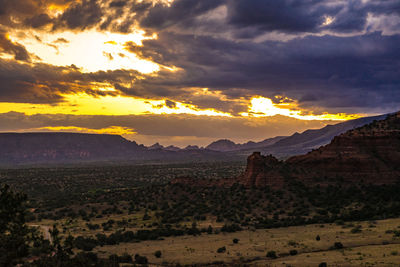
[334,242,344,249]
[266,250,277,259]
[217,246,226,253]
[154,250,162,258]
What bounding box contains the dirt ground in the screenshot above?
[87,218,400,266]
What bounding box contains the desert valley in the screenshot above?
[2,112,400,266]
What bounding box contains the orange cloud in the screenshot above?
[34,126,136,135]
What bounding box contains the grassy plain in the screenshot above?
[96,218,400,266]
[30,217,400,266]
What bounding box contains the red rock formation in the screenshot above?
[172,112,400,189]
[237,152,284,188]
[238,112,400,188]
[286,112,400,185]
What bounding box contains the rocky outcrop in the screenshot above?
[238,112,400,188]
[239,113,388,157]
[171,112,400,189]
[237,152,284,188]
[286,112,400,185]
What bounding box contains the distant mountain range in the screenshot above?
[206,136,287,152]
[206,113,388,158]
[0,112,391,166]
[0,132,227,166]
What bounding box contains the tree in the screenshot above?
[217,246,226,253]
[0,184,29,266]
[266,250,277,259]
[334,242,344,249]
[135,254,148,264]
[154,250,162,258]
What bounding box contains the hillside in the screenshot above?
[206,136,286,152]
[0,132,226,165]
[239,112,400,187]
[205,113,388,157]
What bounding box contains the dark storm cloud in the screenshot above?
[224,0,399,35]
[131,0,400,36]
[165,100,176,108]
[139,0,224,29]
[125,31,400,113]
[0,0,72,28]
[109,0,127,8]
[2,0,400,35]
[55,0,104,30]
[24,13,53,28]
[226,0,336,33]
[0,58,130,104]
[0,31,31,61]
[0,0,399,115]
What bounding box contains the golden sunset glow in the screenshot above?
[150,100,232,117]
[0,93,232,117]
[0,0,387,147]
[322,15,335,26]
[31,126,136,135]
[242,97,361,121]
[8,29,159,73]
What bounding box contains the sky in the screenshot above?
[0,0,399,147]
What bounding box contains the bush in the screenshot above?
[74,236,98,251]
[221,223,242,233]
[119,253,133,263]
[334,242,344,249]
[108,254,119,263]
[233,238,239,244]
[86,223,100,230]
[134,254,148,264]
[351,225,362,233]
[289,249,298,256]
[154,250,162,258]
[266,250,277,259]
[217,246,226,253]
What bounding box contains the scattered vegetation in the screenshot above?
[3,161,400,265]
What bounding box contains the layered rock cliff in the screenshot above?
[237,152,284,188]
[286,112,400,184]
[238,112,400,187]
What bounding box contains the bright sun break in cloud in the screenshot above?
[0,93,231,117]
[243,97,361,121]
[31,126,136,136]
[8,29,159,73]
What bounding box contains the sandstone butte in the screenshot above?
[173,111,400,188]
